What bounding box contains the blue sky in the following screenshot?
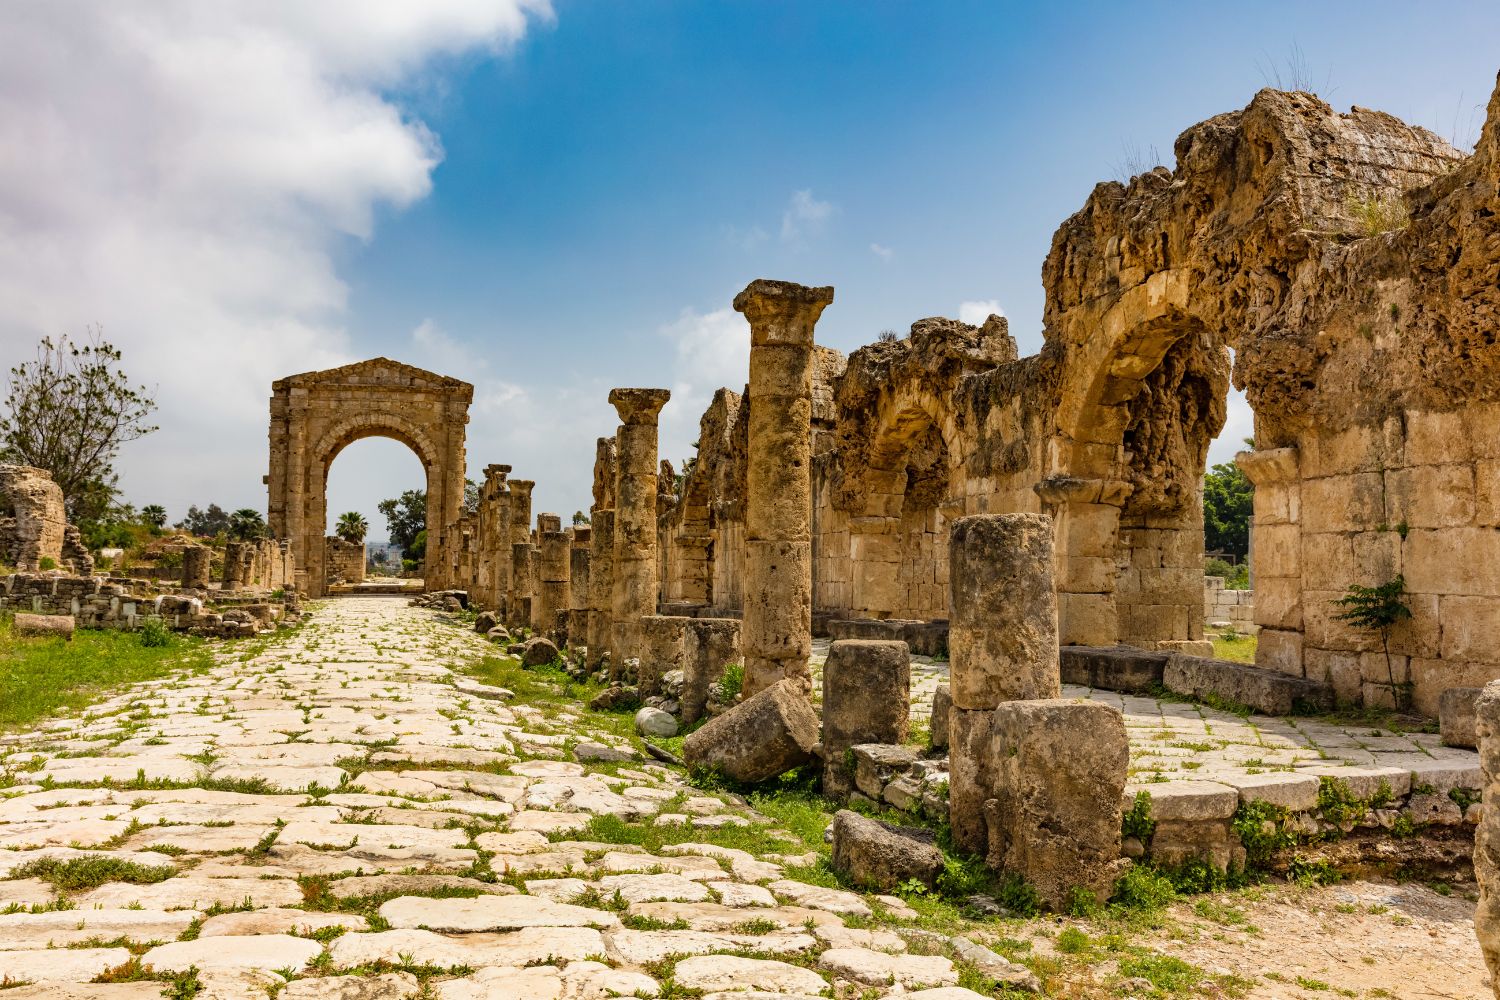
[3,2,1497,538]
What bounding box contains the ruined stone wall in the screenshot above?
[652,71,1500,713]
[325,537,366,585]
[0,465,70,572]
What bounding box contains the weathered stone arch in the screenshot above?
[267,358,472,597]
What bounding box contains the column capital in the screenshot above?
[734,279,835,345]
[509,479,535,496]
[608,388,671,424]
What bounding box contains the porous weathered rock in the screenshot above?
[984,699,1129,910]
[947,708,993,855]
[682,677,819,784]
[821,639,910,796]
[474,611,497,634]
[1474,679,1500,989]
[829,809,942,892]
[949,514,1059,708]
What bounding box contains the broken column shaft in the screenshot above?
[736,278,834,697]
[536,516,572,639]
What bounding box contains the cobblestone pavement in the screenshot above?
[810,640,1481,801]
[0,598,985,998]
[0,601,1483,998]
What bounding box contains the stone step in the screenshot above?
[1162,653,1334,715]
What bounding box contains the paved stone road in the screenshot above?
[0,598,978,999]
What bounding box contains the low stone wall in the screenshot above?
[1204,576,1256,634]
[0,572,297,638]
[827,618,948,657]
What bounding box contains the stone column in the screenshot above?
[947,512,1060,854]
[589,511,616,670]
[609,389,670,673]
[570,526,591,649]
[821,639,910,797]
[1035,476,1129,648]
[505,480,534,619]
[510,541,534,631]
[950,513,1060,706]
[537,517,571,640]
[1474,681,1500,986]
[182,546,211,590]
[736,278,834,697]
[589,437,618,671]
[1236,447,1304,680]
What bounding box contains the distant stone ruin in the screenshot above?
[0,464,91,574]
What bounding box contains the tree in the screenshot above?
[179,503,231,538]
[0,331,158,521]
[336,511,368,544]
[140,505,167,530]
[378,490,427,560]
[572,510,590,526]
[464,478,480,515]
[1333,576,1412,710]
[228,508,266,541]
[1203,461,1254,559]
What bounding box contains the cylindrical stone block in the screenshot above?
[609,388,670,669]
[821,639,911,797]
[537,512,562,533]
[742,539,813,695]
[949,513,1060,709]
[947,707,995,855]
[182,547,211,590]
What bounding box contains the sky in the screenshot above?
[1,1,1497,541]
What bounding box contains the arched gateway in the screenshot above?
[267,358,472,597]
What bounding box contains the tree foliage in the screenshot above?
[378,489,427,560]
[228,508,266,542]
[0,332,158,521]
[139,504,167,530]
[1203,461,1253,559]
[179,503,231,538]
[335,511,368,544]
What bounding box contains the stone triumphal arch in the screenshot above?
[267,359,472,597]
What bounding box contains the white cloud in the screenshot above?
[780,189,834,243]
[869,242,894,261]
[958,299,1005,325]
[0,2,550,519]
[657,306,751,470]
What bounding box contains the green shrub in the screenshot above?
[138,619,172,648]
[1122,790,1156,843]
[1111,863,1176,912]
[38,556,57,571]
[714,661,744,703]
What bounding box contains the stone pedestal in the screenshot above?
[949,513,1060,708]
[682,618,742,724]
[984,700,1128,911]
[609,389,670,674]
[821,639,911,797]
[736,278,834,697]
[182,546,211,590]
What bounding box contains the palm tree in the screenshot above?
[228,508,266,542]
[336,511,368,544]
[140,504,167,530]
